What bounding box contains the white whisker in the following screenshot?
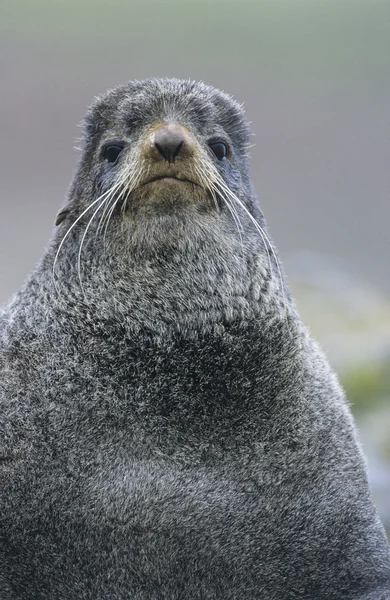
[195,163,245,251]
[102,162,146,243]
[198,159,291,326]
[52,186,120,292]
[76,196,115,298]
[97,163,133,235]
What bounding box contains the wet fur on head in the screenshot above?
[0,78,389,599]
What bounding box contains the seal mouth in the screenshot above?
[140,175,203,190]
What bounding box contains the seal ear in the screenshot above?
[55,207,70,226]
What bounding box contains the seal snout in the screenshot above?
[147,124,195,164]
[126,121,215,209]
[153,126,185,164]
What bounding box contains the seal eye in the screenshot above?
[209,142,228,161]
[103,144,124,163]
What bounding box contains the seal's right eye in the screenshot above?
[103,143,124,164]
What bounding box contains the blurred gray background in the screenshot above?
[1,0,389,528]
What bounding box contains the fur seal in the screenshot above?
[1,78,389,599]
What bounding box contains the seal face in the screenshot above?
[55,79,264,257]
[1,79,390,600]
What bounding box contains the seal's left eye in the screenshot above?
[209,142,228,161]
[104,144,124,163]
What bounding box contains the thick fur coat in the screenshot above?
[1,79,389,599]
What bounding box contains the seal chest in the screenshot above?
[1,78,389,599]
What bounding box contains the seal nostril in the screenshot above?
[173,140,184,160]
[153,129,185,163]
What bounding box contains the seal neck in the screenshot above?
[12,215,293,340]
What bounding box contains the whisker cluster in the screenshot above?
[193,153,290,315]
[52,157,145,297]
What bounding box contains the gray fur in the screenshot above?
[1,78,389,599]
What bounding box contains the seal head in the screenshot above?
[53,78,288,335]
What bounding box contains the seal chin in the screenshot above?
[141,175,203,190]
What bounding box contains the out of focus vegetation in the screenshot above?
[342,362,390,413]
[289,253,390,532]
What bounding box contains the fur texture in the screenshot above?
[1,78,389,599]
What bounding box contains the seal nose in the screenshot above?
[153,127,185,163]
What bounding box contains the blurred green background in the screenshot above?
[1,0,389,530]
